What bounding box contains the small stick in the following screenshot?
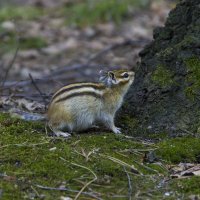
[1,64,98,89]
[123,166,133,200]
[0,141,49,149]
[29,73,48,108]
[60,157,98,200]
[179,128,196,136]
[35,184,101,200]
[132,160,159,174]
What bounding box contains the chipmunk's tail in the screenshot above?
[9,109,46,121]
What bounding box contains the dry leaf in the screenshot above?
[170,163,200,178]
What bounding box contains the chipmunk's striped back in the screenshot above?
[51,82,106,104]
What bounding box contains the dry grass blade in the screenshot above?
[132,160,159,174]
[60,157,98,200]
[81,148,95,162]
[0,141,49,149]
[31,185,40,197]
[100,154,141,175]
[74,148,99,162]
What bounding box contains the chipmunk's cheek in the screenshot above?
[112,79,118,85]
[105,77,112,87]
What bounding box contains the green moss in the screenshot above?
[184,57,200,99]
[0,113,159,199]
[119,114,139,131]
[0,6,44,22]
[151,64,174,87]
[2,113,200,199]
[157,137,200,163]
[170,176,200,195]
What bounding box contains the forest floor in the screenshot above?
[1,113,200,199]
[1,0,200,199]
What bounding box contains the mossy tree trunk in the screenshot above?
[123,0,200,135]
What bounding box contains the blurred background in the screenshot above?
[0,0,176,111]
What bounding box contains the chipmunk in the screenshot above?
[47,69,135,137]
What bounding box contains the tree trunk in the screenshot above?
[122,0,200,136]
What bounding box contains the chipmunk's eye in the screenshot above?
[123,73,129,78]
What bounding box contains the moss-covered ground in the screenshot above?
[1,114,200,199]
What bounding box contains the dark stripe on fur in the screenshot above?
[55,91,102,103]
[52,83,105,101]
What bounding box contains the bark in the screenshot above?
[122,0,200,135]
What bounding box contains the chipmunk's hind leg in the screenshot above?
[48,123,71,138]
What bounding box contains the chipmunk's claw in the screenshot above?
[113,127,121,134]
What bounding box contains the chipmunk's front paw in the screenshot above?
[54,131,71,138]
[112,127,121,134]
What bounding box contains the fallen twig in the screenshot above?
[132,160,159,174]
[2,95,48,102]
[1,64,100,91]
[29,73,49,107]
[123,166,133,200]
[35,184,101,200]
[120,148,158,157]
[0,141,49,149]
[111,195,128,198]
[60,157,98,200]
[1,93,50,99]
[178,128,196,137]
[123,135,157,146]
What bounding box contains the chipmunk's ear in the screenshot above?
[99,70,109,84]
[99,70,116,87]
[108,71,115,80]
